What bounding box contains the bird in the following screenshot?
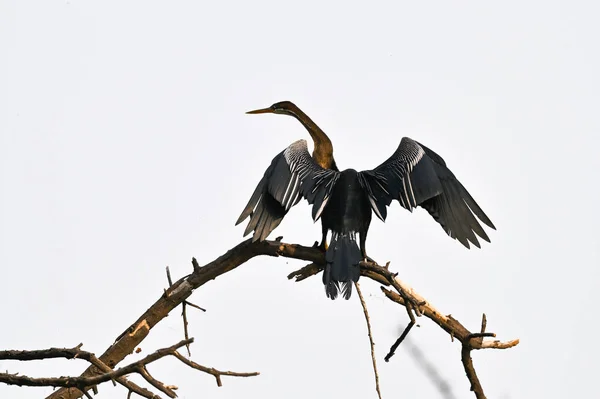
[235,101,495,300]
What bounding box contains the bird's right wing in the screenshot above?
[236,139,340,242]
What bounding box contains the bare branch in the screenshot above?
[378,287,518,351]
[1,337,258,398]
[137,366,176,398]
[384,321,415,362]
[184,300,206,312]
[461,344,484,398]
[165,266,173,286]
[0,345,85,361]
[172,351,259,387]
[36,238,517,399]
[287,262,323,281]
[0,340,190,391]
[354,282,382,399]
[165,266,206,357]
[87,353,163,399]
[0,345,160,398]
[181,302,191,356]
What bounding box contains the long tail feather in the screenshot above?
[323,232,362,300]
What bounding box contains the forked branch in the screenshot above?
[3,238,514,399]
[0,338,258,399]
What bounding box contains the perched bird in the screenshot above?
[236,101,495,300]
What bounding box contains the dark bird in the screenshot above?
[236,101,495,300]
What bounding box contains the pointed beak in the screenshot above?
[246,107,273,115]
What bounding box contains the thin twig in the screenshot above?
[184,300,206,312]
[166,266,196,356]
[384,320,415,362]
[468,333,495,339]
[354,282,382,399]
[87,353,163,399]
[182,302,191,356]
[166,266,173,286]
[172,351,259,387]
[480,314,487,333]
[384,299,418,361]
[138,365,176,398]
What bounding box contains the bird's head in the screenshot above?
[246,101,298,117]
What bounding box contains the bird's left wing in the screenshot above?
[358,137,495,248]
[236,139,339,242]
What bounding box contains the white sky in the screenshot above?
[1,1,599,399]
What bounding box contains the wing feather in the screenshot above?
[236,140,340,241]
[359,137,495,248]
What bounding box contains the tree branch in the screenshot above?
[0,344,158,398]
[171,351,259,387]
[0,338,258,398]
[355,282,382,399]
[32,238,517,399]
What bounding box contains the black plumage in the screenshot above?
[236,101,495,300]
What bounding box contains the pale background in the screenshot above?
[1,1,599,399]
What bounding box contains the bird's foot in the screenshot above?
[312,241,328,252]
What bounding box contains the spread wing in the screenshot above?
[358,137,496,248]
[236,139,340,241]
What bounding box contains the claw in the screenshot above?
[318,240,328,251]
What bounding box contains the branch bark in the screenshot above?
[0,338,258,398]
[45,239,320,399]
[34,238,517,399]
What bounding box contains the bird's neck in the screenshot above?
[289,107,337,170]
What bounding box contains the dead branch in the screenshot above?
[384,320,415,362]
[45,239,324,399]
[0,345,158,398]
[355,282,382,399]
[0,338,258,398]
[171,351,259,387]
[31,238,517,399]
[165,266,204,357]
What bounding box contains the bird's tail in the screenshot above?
[323,232,362,300]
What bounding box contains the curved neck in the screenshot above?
[286,106,331,146]
[285,105,337,170]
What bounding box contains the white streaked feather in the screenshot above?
[406,172,416,207]
[375,179,389,195]
[289,190,300,208]
[283,146,292,164]
[398,190,407,209]
[314,195,329,221]
[401,178,411,210]
[286,173,301,210]
[281,172,296,209]
[409,146,424,168]
[369,196,385,221]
